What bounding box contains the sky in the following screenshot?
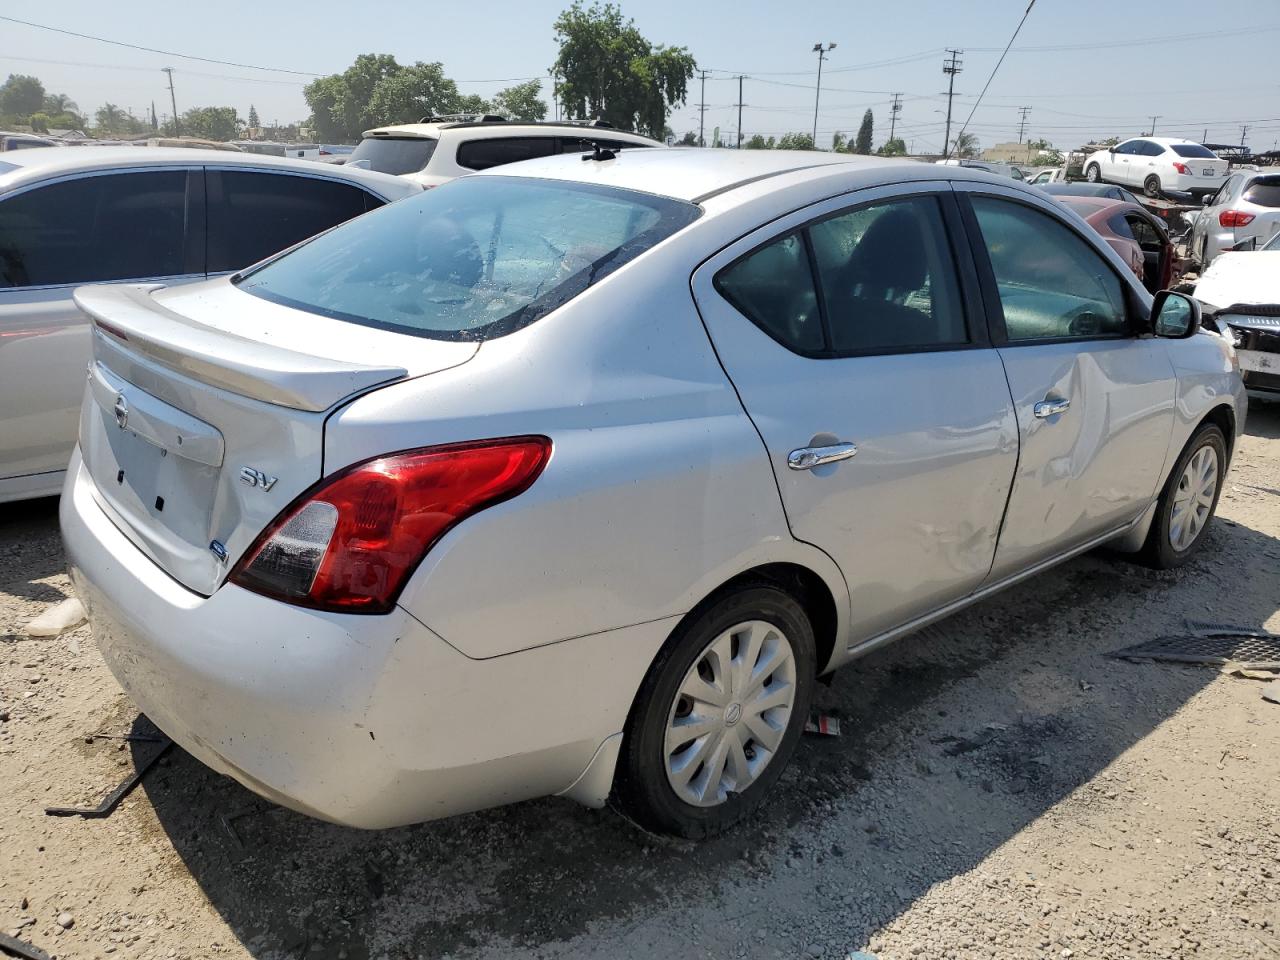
[4,0,1279,152]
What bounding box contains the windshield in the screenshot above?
[348,136,438,175]
[1170,143,1216,159]
[1263,233,1280,252]
[236,176,701,341]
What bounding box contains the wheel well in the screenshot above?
[1200,403,1236,461]
[700,563,840,675]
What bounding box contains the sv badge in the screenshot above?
[239,466,278,491]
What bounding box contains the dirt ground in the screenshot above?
[2,402,1278,960]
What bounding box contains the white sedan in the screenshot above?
[1195,231,1280,401]
[1083,137,1228,199]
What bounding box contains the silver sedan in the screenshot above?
[62,149,1245,838]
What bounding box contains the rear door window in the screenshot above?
[0,169,192,288]
[715,232,822,354]
[455,137,557,171]
[970,196,1128,342]
[1170,143,1217,159]
[206,170,378,273]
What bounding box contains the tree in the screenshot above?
[831,131,847,152]
[491,80,547,121]
[180,106,240,141]
[776,132,814,150]
[248,105,260,130]
[42,93,77,115]
[94,103,136,136]
[27,112,51,133]
[744,133,772,149]
[0,74,46,120]
[878,137,906,156]
[677,130,698,146]
[1028,137,1063,165]
[854,109,874,155]
[551,2,696,137]
[953,131,980,158]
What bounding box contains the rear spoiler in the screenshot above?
[74,284,408,412]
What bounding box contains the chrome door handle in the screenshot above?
[1033,397,1071,419]
[787,441,858,470]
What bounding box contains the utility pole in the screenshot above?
[696,69,711,147]
[1016,106,1031,143]
[1240,123,1250,148]
[162,67,179,136]
[734,75,746,148]
[812,42,837,148]
[942,49,963,157]
[1148,115,1160,136]
[888,93,903,145]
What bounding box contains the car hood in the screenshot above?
[1194,252,1280,310]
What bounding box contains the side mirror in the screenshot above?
[1109,147,1116,155]
[1150,290,1200,339]
[1201,195,1213,206]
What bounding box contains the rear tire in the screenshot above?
[1139,423,1227,568]
[613,583,816,839]
[1144,174,1162,199]
[1085,164,1101,182]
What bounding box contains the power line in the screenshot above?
[162,66,179,135]
[734,75,747,148]
[1148,114,1161,135]
[947,0,1039,160]
[1016,106,1031,143]
[697,69,711,147]
[941,49,963,159]
[888,92,903,144]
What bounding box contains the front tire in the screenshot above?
[1140,423,1227,568]
[613,583,816,838]
[1144,174,1162,199]
[1085,164,1101,182]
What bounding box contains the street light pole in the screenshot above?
[812,42,836,148]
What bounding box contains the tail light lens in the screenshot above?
[231,437,551,613]
[1219,210,1256,227]
[1172,162,1190,175]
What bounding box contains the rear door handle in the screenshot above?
[787,441,858,470]
[1033,397,1071,419]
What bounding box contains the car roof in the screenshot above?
[0,145,419,198]
[1136,136,1203,146]
[361,121,662,145]
[468,148,946,203]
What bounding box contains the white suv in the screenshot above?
[347,116,664,187]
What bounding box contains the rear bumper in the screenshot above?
[62,449,671,827]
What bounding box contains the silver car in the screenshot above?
[1188,170,1280,269]
[62,149,1245,838]
[0,147,421,503]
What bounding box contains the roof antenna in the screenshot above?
[583,141,617,162]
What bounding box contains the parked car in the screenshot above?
[348,116,663,186]
[0,147,421,503]
[1082,137,1228,199]
[1,131,59,152]
[1027,167,1065,185]
[1186,170,1280,269]
[934,158,1026,180]
[1055,197,1175,293]
[62,150,1244,839]
[1194,230,1280,401]
[1042,181,1143,206]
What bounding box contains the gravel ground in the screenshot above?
[2,402,1278,960]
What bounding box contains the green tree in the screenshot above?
[305,53,402,142]
[854,109,874,155]
[247,104,260,130]
[744,133,772,149]
[0,74,46,120]
[878,137,906,156]
[180,106,240,141]
[551,1,696,137]
[27,111,51,133]
[42,93,76,114]
[94,103,129,135]
[831,131,847,152]
[953,130,980,158]
[677,130,698,146]
[491,80,547,121]
[777,132,814,150]
[1028,137,1063,165]
[366,61,475,128]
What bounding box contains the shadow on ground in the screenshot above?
[0,496,69,617]
[125,504,1280,959]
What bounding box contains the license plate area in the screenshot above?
[1202,168,1215,176]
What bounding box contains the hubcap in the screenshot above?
[1169,444,1219,552]
[664,620,797,807]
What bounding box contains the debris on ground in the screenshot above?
[22,596,85,637]
[45,735,173,819]
[0,931,53,960]
[1107,622,1280,670]
[804,714,841,736]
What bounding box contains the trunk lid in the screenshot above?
[74,279,478,595]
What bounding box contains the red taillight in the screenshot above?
[231,437,551,613]
[1219,210,1256,228]
[1172,162,1190,175]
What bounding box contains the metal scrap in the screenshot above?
[0,931,53,960]
[1107,621,1280,671]
[45,735,173,818]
